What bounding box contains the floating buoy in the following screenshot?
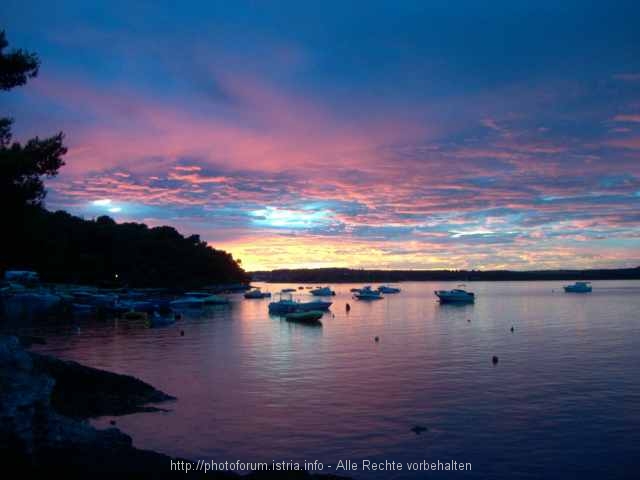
[374,336,379,343]
[346,303,351,312]
[175,313,182,320]
[492,355,499,365]
[411,425,428,435]
[467,319,471,323]
[110,420,116,426]
[510,326,514,333]
[180,330,185,336]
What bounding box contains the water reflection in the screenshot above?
[12,281,640,479]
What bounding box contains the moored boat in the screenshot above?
[310,286,335,296]
[170,297,204,308]
[244,289,271,299]
[563,281,592,293]
[354,286,383,300]
[285,310,323,324]
[71,291,118,309]
[268,293,332,314]
[184,292,229,304]
[377,285,401,294]
[435,287,475,303]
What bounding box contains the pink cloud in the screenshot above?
[30,69,433,182]
[612,114,640,123]
[168,172,228,184]
[606,137,640,150]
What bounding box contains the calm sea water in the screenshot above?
[18,281,640,479]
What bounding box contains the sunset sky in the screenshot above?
[4,1,640,271]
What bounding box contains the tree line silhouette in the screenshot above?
[252,267,640,283]
[1,30,248,287]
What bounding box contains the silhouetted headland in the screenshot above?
[4,207,249,289]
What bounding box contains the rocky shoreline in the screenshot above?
[0,335,345,479]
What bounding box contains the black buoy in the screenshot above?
[374,336,379,343]
[346,303,351,312]
[510,326,514,333]
[492,355,499,365]
[180,330,185,336]
[110,420,116,426]
[467,319,471,323]
[175,313,182,320]
[411,425,428,435]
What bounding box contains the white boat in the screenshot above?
[435,287,475,303]
[71,291,118,308]
[184,292,229,304]
[244,289,271,299]
[310,286,335,296]
[4,270,39,283]
[1,291,62,321]
[354,286,383,300]
[170,297,205,308]
[563,281,592,293]
[171,292,229,307]
[377,285,401,294]
[268,293,332,314]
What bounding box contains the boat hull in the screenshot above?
[310,288,336,296]
[355,294,383,300]
[378,287,400,294]
[269,300,332,314]
[285,310,323,324]
[244,291,271,299]
[563,286,592,293]
[435,291,475,303]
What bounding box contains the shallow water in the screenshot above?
[17,281,640,478]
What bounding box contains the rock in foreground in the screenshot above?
[30,352,175,418]
[0,336,347,478]
[0,335,173,473]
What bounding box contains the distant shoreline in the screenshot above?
[251,267,640,283]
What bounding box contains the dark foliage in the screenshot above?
[0,30,247,287]
[1,30,66,208]
[253,267,640,283]
[3,207,249,287]
[0,129,67,208]
[0,30,39,90]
